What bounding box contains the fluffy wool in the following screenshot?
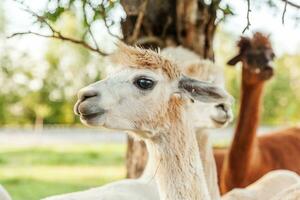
[0,185,11,200]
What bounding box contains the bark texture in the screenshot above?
[120,0,220,178]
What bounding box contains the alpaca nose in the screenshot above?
[212,103,233,125]
[78,88,99,102]
[216,104,226,112]
[74,88,100,116]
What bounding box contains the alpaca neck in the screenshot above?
[145,116,210,200]
[223,72,265,190]
[196,129,221,200]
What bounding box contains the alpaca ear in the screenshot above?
[227,36,251,66]
[227,54,242,66]
[178,76,232,103]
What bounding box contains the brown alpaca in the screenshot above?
[215,32,300,194]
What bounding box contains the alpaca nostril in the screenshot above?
[216,103,226,112]
[78,89,99,101]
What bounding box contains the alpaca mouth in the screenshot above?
[79,111,106,127]
[80,112,104,120]
[79,107,106,121]
[250,65,274,80]
[74,100,105,116]
[210,104,232,127]
[74,100,106,126]
[212,117,229,126]
[260,66,274,80]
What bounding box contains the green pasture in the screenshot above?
[0,144,126,200]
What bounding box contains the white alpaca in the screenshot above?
[73,43,233,200]
[0,185,11,200]
[161,46,232,129]
[271,182,300,200]
[161,46,231,200]
[223,170,300,200]
[44,43,233,200]
[161,46,224,86]
[43,46,231,200]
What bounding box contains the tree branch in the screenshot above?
[103,16,122,40]
[97,3,122,40]
[128,0,148,44]
[242,0,251,33]
[282,0,288,24]
[7,31,109,56]
[9,2,109,56]
[281,0,300,9]
[82,2,100,52]
[281,0,300,24]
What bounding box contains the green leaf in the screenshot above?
[223,5,234,16]
[44,6,65,22]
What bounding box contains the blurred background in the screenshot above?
[0,0,300,199]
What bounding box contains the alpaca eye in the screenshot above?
[134,78,155,90]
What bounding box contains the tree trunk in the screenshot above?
[120,0,220,178]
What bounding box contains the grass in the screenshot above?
[0,144,126,200]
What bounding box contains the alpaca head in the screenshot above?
[227,32,275,84]
[161,46,233,128]
[74,43,232,139]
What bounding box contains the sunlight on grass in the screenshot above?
[0,165,125,184]
[0,144,126,200]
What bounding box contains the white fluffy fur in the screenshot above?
[0,185,11,200]
[271,182,300,200]
[161,46,225,86]
[161,46,232,129]
[223,170,300,200]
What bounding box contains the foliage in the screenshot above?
[0,11,104,126]
[0,144,126,200]
[15,0,121,48]
[40,0,119,25]
[15,0,300,37]
[1,1,300,126]
[262,55,300,125]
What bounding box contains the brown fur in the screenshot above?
[132,95,185,138]
[111,42,181,80]
[185,63,212,79]
[167,95,185,124]
[214,148,226,185]
[216,33,300,194]
[238,33,272,53]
